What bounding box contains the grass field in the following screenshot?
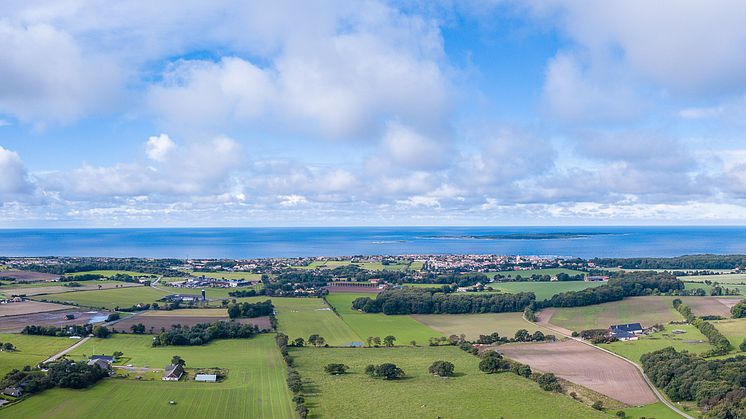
[683,281,746,295]
[0,334,75,375]
[4,334,294,419]
[712,318,746,352]
[325,293,440,345]
[411,312,555,340]
[187,271,262,280]
[70,270,156,278]
[603,324,712,364]
[489,281,605,300]
[620,402,686,419]
[548,296,684,332]
[679,273,746,284]
[38,286,171,309]
[292,346,606,419]
[493,268,586,278]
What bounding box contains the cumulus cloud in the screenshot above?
[145,134,176,162]
[0,146,33,194]
[382,123,449,170]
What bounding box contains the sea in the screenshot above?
[2,226,746,259]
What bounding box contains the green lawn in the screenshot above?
[548,296,684,332]
[712,318,746,353]
[411,312,555,340]
[325,293,441,345]
[292,346,606,419]
[38,286,171,310]
[620,402,686,419]
[0,334,75,375]
[489,281,605,300]
[3,335,294,419]
[493,268,587,279]
[603,324,712,364]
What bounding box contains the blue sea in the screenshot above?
[2,226,746,259]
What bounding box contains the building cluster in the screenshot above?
[169,276,257,289]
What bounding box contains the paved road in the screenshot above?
[523,312,693,419]
[44,336,91,363]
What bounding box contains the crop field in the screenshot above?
[684,282,746,296]
[5,334,295,419]
[291,346,606,419]
[492,268,586,279]
[712,318,746,352]
[547,297,683,332]
[0,300,74,316]
[499,340,658,406]
[0,334,74,375]
[187,271,262,280]
[488,281,605,300]
[38,286,171,310]
[0,270,60,282]
[603,323,712,363]
[325,293,441,345]
[679,296,742,317]
[0,308,110,333]
[1,281,142,297]
[411,312,555,340]
[679,273,746,284]
[291,260,410,271]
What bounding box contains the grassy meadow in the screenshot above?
[492,268,586,278]
[0,334,75,375]
[603,323,712,364]
[712,318,746,353]
[38,286,171,310]
[291,345,606,419]
[548,296,684,332]
[4,334,294,419]
[325,293,441,345]
[411,312,555,340]
[488,281,605,300]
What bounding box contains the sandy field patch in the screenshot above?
[0,300,74,317]
[498,340,657,406]
[0,308,110,333]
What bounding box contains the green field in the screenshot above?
[493,268,586,279]
[620,402,685,419]
[325,293,440,345]
[188,271,262,281]
[4,335,294,419]
[0,334,74,375]
[548,296,684,332]
[712,318,746,352]
[411,312,555,340]
[292,260,410,271]
[679,273,746,284]
[489,281,605,300]
[683,281,746,295]
[292,346,606,419]
[70,270,156,278]
[603,324,712,364]
[38,286,171,309]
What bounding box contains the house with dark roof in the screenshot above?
[609,323,644,341]
[2,387,22,398]
[163,364,184,381]
[90,355,114,362]
[87,358,113,373]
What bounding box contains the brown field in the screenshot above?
[498,340,658,406]
[0,270,60,282]
[0,308,110,333]
[111,314,272,333]
[680,297,741,317]
[0,300,74,317]
[4,282,141,296]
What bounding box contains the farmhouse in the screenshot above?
[87,356,113,372]
[586,275,609,282]
[162,364,184,381]
[3,386,22,397]
[194,374,217,382]
[609,323,644,341]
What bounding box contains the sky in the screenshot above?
[2,1,746,227]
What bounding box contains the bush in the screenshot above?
[105,313,120,322]
[535,373,562,392]
[740,339,746,352]
[92,326,111,338]
[428,361,455,377]
[478,352,510,374]
[324,363,349,375]
[365,363,404,380]
[592,401,604,411]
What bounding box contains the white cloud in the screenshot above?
[145,134,176,162]
[382,122,448,170]
[0,146,32,194]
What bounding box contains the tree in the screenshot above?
[2,342,15,352]
[315,336,326,347]
[366,363,405,380]
[514,329,530,342]
[531,331,545,341]
[324,363,349,375]
[592,401,604,411]
[113,351,123,359]
[366,336,374,347]
[105,313,120,322]
[171,355,186,367]
[479,352,509,374]
[372,336,381,347]
[92,326,111,338]
[383,335,396,347]
[536,373,562,392]
[130,323,145,334]
[428,361,455,377]
[308,334,320,346]
[292,338,305,347]
[409,340,417,347]
[740,338,746,352]
[731,300,746,318]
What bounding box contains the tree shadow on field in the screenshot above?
[302,380,321,395]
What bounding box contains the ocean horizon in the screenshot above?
[2,226,746,259]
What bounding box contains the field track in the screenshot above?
[500,340,657,406]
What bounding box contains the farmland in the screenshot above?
[712,318,746,352]
[110,313,272,333]
[488,281,605,300]
[1,281,142,297]
[70,270,155,278]
[0,334,75,376]
[547,296,684,332]
[0,308,110,333]
[499,340,658,406]
[5,335,295,419]
[291,345,606,419]
[493,268,586,279]
[37,286,171,310]
[0,300,74,316]
[679,273,746,284]
[186,271,262,281]
[603,323,712,364]
[411,312,554,340]
[325,293,441,344]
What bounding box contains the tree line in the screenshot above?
[672,299,732,355]
[1,359,109,398]
[591,254,746,270]
[227,300,274,319]
[352,288,536,315]
[152,321,260,346]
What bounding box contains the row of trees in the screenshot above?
[1,359,109,398]
[275,333,309,418]
[22,324,92,337]
[731,300,746,318]
[352,288,536,315]
[591,255,746,270]
[474,330,554,345]
[477,350,561,391]
[641,347,746,418]
[227,300,274,319]
[673,299,732,355]
[152,321,259,346]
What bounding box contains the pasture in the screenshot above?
[621,402,685,419]
[492,268,586,279]
[5,334,295,419]
[679,273,746,284]
[187,271,262,281]
[70,270,157,278]
[0,334,75,375]
[325,293,440,345]
[712,318,746,352]
[291,345,606,419]
[547,297,683,332]
[488,281,605,300]
[38,286,171,310]
[603,323,712,364]
[499,340,657,406]
[411,312,554,340]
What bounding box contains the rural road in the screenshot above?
[44,336,91,363]
[524,312,694,419]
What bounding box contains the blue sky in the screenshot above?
[2,1,746,227]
